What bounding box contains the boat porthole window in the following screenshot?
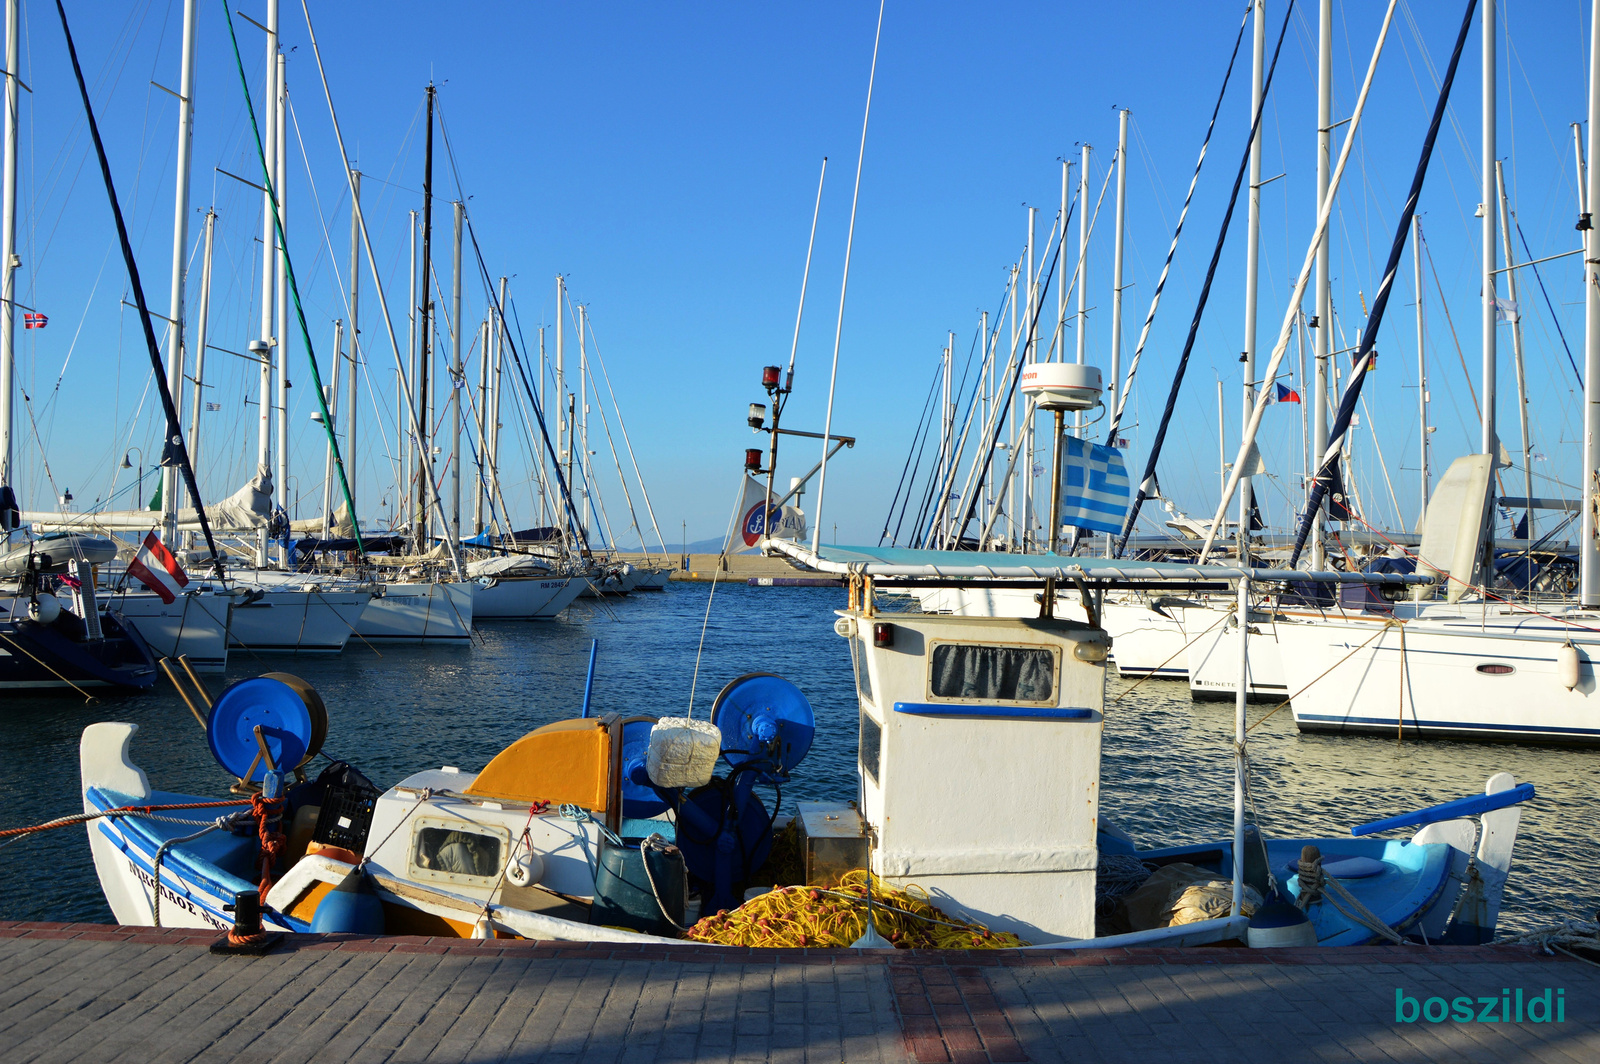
[1475,663,1515,676]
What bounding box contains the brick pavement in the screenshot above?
[0,922,1594,1063]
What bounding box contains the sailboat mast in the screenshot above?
[1109,109,1129,438]
[322,319,342,538]
[1056,159,1068,364]
[274,52,289,531]
[1414,216,1428,528]
[556,276,566,536]
[1481,0,1497,458]
[254,0,278,567]
[1494,161,1533,543]
[579,302,590,541]
[1581,0,1600,609]
[346,170,360,519]
[493,278,508,533]
[474,315,488,534]
[450,199,463,545]
[163,0,198,529]
[0,0,14,524]
[187,209,215,496]
[1311,0,1331,572]
[418,83,435,547]
[1239,0,1264,565]
[405,208,416,523]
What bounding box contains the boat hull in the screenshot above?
[1277,611,1600,744]
[227,590,372,653]
[356,581,474,641]
[472,575,584,619]
[101,590,232,672]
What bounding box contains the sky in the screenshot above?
[2,0,1592,551]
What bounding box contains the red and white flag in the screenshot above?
[128,530,188,604]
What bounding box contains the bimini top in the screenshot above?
[763,538,1437,587]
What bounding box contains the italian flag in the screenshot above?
[128,531,188,604]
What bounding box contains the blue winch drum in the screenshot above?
[710,672,815,783]
[207,676,316,781]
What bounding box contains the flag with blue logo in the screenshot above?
[1058,437,1130,535]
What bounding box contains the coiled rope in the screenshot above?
[685,870,1027,949]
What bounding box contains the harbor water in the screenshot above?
[1,583,1591,935]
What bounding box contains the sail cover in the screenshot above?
[1058,438,1130,535]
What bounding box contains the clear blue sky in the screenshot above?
[5,1,1590,549]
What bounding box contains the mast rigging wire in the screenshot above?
[1289,0,1479,568]
[1115,0,1296,557]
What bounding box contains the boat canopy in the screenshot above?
[763,538,1438,587]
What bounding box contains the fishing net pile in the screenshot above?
[685,870,1028,949]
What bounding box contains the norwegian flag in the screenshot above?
[23,312,47,329]
[127,530,188,604]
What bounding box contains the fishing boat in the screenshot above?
[78,547,1532,947]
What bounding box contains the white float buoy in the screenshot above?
[1557,642,1581,690]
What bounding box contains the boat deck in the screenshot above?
[0,922,1591,1063]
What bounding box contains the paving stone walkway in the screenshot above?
[0,923,1595,1063]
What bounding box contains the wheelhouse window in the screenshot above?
[859,709,882,783]
[929,643,1056,703]
[412,826,502,880]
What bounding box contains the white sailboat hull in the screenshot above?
[472,575,585,619]
[101,590,232,672]
[356,581,474,641]
[227,590,372,653]
[1184,608,1288,702]
[1277,610,1600,743]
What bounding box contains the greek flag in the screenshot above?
[1058,437,1130,535]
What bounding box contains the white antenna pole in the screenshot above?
[811,0,884,553]
[1239,0,1265,563]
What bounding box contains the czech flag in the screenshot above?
[127,530,188,604]
[1275,383,1301,404]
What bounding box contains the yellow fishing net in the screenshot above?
[685,870,1028,949]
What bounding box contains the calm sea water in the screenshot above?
[1,582,1592,934]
